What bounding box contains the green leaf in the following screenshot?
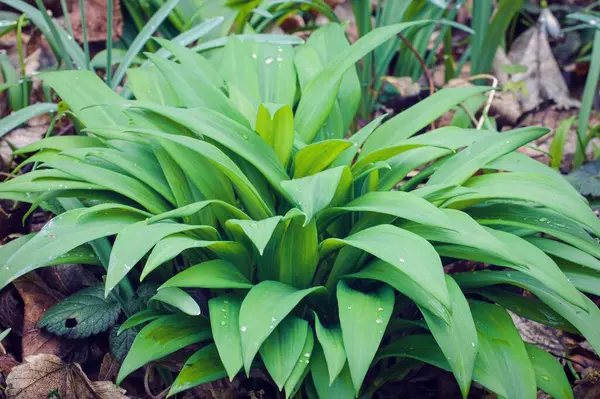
[467,203,600,259]
[255,104,294,168]
[12,136,104,155]
[260,316,308,390]
[117,314,211,384]
[454,270,600,354]
[294,140,352,178]
[111,0,181,89]
[281,166,352,225]
[276,216,319,290]
[311,347,355,399]
[209,295,243,381]
[143,234,249,280]
[284,325,315,399]
[362,86,490,155]
[225,217,282,256]
[0,205,147,289]
[445,172,600,235]
[126,67,182,106]
[0,328,10,343]
[169,344,227,397]
[159,260,253,290]
[337,281,394,393]
[469,301,536,399]
[420,276,477,398]
[117,309,163,336]
[567,158,600,198]
[38,285,121,339]
[321,225,450,311]
[525,237,600,272]
[427,127,549,186]
[238,281,324,374]
[525,343,574,399]
[149,287,201,316]
[295,21,427,143]
[314,313,346,385]
[110,325,136,362]
[0,103,57,138]
[106,221,218,295]
[550,116,576,169]
[332,115,386,167]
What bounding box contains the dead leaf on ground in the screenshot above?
[5,354,127,398]
[509,311,565,356]
[67,0,123,43]
[573,368,600,399]
[0,354,19,374]
[39,264,99,296]
[12,275,73,359]
[493,18,580,112]
[0,286,23,336]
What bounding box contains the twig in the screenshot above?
[398,33,436,129]
[144,365,170,399]
[468,74,499,129]
[458,102,479,126]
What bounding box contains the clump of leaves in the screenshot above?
[0,21,599,399]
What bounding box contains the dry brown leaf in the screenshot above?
[493,21,580,112]
[5,354,127,399]
[0,354,19,374]
[12,275,74,359]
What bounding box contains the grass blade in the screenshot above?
[33,0,72,69]
[78,0,90,70]
[0,103,57,138]
[106,0,113,86]
[111,0,181,90]
[549,116,576,169]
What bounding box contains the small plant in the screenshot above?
[1,21,599,399]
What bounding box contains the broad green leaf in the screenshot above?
[40,71,128,126]
[117,314,211,384]
[346,259,451,324]
[209,296,243,381]
[525,343,574,399]
[469,287,577,333]
[13,136,104,155]
[276,217,319,289]
[525,237,600,272]
[225,217,282,256]
[294,140,352,178]
[147,200,249,224]
[454,270,600,353]
[143,234,249,279]
[149,287,201,316]
[362,86,490,155]
[106,221,218,295]
[126,67,182,106]
[445,172,600,235]
[470,301,537,399]
[559,262,600,296]
[260,316,308,390]
[311,348,354,399]
[255,104,294,168]
[121,105,290,198]
[332,115,386,167]
[337,281,394,393]
[0,205,147,289]
[318,191,455,231]
[467,203,600,259]
[420,276,476,398]
[427,127,549,186]
[295,21,427,143]
[44,157,171,214]
[401,209,587,310]
[321,225,450,311]
[169,344,227,397]
[281,166,352,225]
[0,103,57,138]
[284,325,314,399]
[159,260,253,290]
[38,285,121,339]
[550,116,576,169]
[314,313,346,385]
[117,309,164,335]
[238,281,324,374]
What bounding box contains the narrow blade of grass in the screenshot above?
[111,0,181,90]
[0,103,57,138]
[106,0,114,86]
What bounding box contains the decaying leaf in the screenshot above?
[5,354,127,398]
[493,19,581,112]
[12,275,74,358]
[68,0,123,43]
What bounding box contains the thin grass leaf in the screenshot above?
[0,103,56,138]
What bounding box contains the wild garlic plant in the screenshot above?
[0,21,598,399]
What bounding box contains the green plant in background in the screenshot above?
[0,20,597,399]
